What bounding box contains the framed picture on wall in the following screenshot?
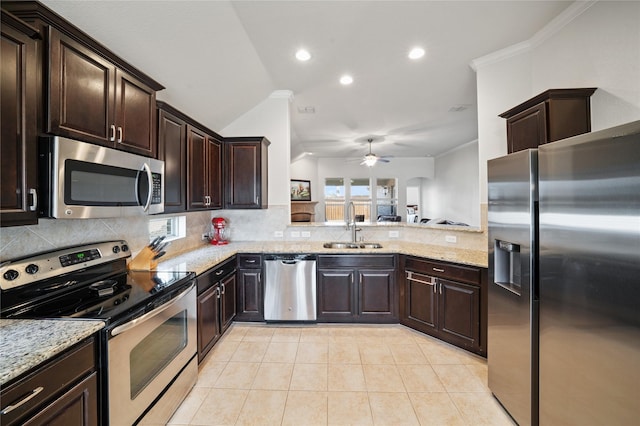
[290,179,311,201]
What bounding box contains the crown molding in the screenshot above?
[470,0,598,72]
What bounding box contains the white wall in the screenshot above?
[290,155,320,201]
[221,90,293,206]
[422,141,480,226]
[475,1,640,202]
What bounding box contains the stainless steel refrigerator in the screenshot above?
[488,120,640,426]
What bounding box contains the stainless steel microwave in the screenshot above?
[39,136,164,219]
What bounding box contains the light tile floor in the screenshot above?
[168,324,515,426]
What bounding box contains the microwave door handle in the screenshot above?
[140,163,153,212]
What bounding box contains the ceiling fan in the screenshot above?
[360,138,391,167]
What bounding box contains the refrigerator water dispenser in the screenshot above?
[493,240,521,295]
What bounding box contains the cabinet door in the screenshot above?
[237,269,263,321]
[438,278,480,351]
[225,142,262,208]
[404,272,438,334]
[506,103,547,153]
[207,137,222,209]
[317,269,356,322]
[220,274,236,332]
[22,372,98,426]
[358,269,396,322]
[197,284,221,362]
[1,19,39,226]
[157,109,186,213]
[187,126,208,210]
[114,69,156,157]
[49,28,115,146]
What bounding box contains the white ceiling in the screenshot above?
[41,0,572,161]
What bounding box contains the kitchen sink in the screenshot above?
[322,242,383,249]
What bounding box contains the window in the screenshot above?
[148,215,186,242]
[324,178,345,222]
[324,177,400,222]
[350,178,372,222]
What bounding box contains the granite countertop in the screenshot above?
[158,241,488,276]
[0,319,105,386]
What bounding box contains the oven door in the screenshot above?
[106,282,196,426]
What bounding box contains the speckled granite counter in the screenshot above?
[158,241,488,276]
[0,319,104,386]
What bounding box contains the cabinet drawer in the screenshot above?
[238,254,262,269]
[404,257,480,285]
[197,256,237,294]
[318,255,395,269]
[1,338,95,426]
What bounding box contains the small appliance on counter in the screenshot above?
[210,217,229,245]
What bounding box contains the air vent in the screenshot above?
[297,106,316,114]
[448,104,471,112]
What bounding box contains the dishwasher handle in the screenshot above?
[281,260,299,265]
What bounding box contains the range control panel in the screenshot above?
[0,241,131,291]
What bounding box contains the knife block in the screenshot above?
[127,246,158,271]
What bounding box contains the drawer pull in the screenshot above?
[406,276,435,286]
[1,386,44,415]
[245,259,257,264]
[432,267,445,273]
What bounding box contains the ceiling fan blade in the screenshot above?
[378,158,391,163]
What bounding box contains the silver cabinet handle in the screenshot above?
[1,386,44,415]
[245,259,256,264]
[433,267,445,273]
[117,126,123,143]
[111,282,194,336]
[215,287,221,299]
[221,283,225,294]
[28,188,37,211]
[215,269,224,276]
[109,124,116,141]
[434,281,437,294]
[439,283,442,295]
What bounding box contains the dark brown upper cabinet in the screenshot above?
[3,1,164,157]
[0,10,41,227]
[187,126,222,211]
[500,88,596,154]
[157,102,187,213]
[49,28,157,157]
[224,137,269,209]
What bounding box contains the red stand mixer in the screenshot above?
[210,217,229,245]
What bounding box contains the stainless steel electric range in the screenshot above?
[0,240,197,425]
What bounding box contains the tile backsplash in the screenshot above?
[0,204,488,261]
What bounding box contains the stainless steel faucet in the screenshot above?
[346,201,361,242]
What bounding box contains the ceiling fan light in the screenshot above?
[363,154,378,167]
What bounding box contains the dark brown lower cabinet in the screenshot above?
[317,255,397,323]
[0,338,98,426]
[235,254,264,321]
[197,257,236,362]
[401,255,486,356]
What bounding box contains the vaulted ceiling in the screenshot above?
[41,0,572,160]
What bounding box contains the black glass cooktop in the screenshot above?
[1,264,194,323]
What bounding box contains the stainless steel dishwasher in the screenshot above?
[264,254,317,321]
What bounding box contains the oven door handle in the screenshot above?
[110,282,194,337]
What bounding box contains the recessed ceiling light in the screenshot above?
[408,47,425,60]
[295,49,311,61]
[340,75,353,85]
